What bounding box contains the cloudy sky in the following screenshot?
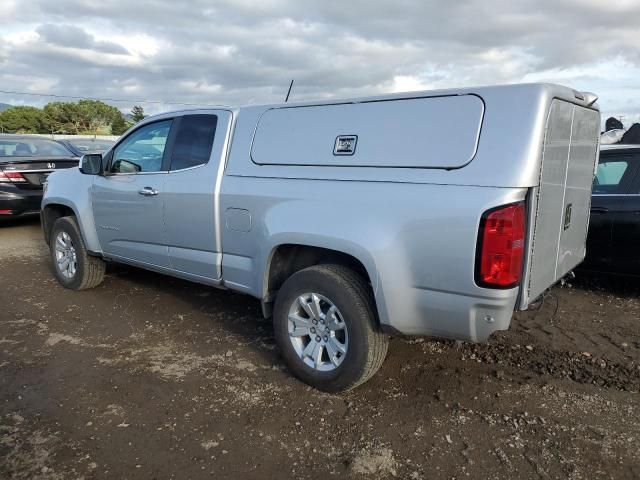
[1,0,639,123]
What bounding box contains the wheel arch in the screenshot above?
[41,203,76,245]
[41,199,101,254]
[261,242,386,324]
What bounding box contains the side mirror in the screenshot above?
[80,154,102,175]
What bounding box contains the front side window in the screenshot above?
[593,156,631,194]
[111,120,172,173]
[170,114,218,171]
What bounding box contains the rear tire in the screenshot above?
[50,216,105,290]
[273,264,388,392]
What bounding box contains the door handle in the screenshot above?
[138,187,159,196]
[590,207,608,214]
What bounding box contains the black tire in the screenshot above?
[273,264,388,392]
[50,216,105,290]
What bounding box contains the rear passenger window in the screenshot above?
[593,156,631,194]
[170,115,218,171]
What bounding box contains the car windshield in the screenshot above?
[66,139,115,152]
[0,138,72,157]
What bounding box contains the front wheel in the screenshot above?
[50,216,105,290]
[273,264,388,392]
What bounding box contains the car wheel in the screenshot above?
[273,264,388,392]
[50,216,105,290]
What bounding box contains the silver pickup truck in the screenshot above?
[42,83,600,391]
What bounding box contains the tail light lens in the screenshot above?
[475,201,526,288]
[0,171,27,183]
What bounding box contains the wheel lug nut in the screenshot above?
[315,336,321,342]
[320,319,325,324]
[312,319,317,325]
[310,327,316,333]
[323,336,328,342]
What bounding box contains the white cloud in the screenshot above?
[0,0,18,18]
[523,57,640,123]
[4,29,39,46]
[109,33,160,58]
[0,0,638,123]
[390,75,433,93]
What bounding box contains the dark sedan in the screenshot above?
[0,135,79,216]
[56,138,115,156]
[583,144,640,274]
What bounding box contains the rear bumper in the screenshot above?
[0,185,43,215]
[381,286,518,342]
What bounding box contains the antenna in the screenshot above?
[285,79,294,103]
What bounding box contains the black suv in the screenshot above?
[583,145,640,274]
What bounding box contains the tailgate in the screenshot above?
[521,100,600,307]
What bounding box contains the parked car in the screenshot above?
[56,138,116,156]
[582,144,640,274]
[0,135,79,216]
[41,83,600,391]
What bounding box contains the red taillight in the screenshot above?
[476,201,526,288]
[0,171,26,183]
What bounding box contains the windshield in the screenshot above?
[67,138,115,152]
[0,138,73,157]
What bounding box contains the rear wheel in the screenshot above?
[50,216,105,290]
[273,264,388,392]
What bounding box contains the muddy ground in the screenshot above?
[1,216,639,479]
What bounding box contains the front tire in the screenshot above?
[273,264,388,392]
[50,216,105,290]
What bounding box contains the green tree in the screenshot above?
[44,100,122,134]
[43,102,80,134]
[110,112,128,135]
[0,106,48,133]
[131,105,145,123]
[0,100,127,135]
[76,99,122,134]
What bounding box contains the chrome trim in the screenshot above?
[600,144,640,151]
[138,187,159,196]
[107,171,168,176]
[592,193,640,197]
[167,164,206,173]
[0,169,61,173]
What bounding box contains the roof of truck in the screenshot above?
[146,82,598,119]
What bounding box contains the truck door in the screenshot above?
[92,119,175,267]
[585,153,637,271]
[162,111,232,281]
[610,154,640,273]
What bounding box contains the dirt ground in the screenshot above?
[1,216,639,480]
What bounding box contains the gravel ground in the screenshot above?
[1,216,639,479]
